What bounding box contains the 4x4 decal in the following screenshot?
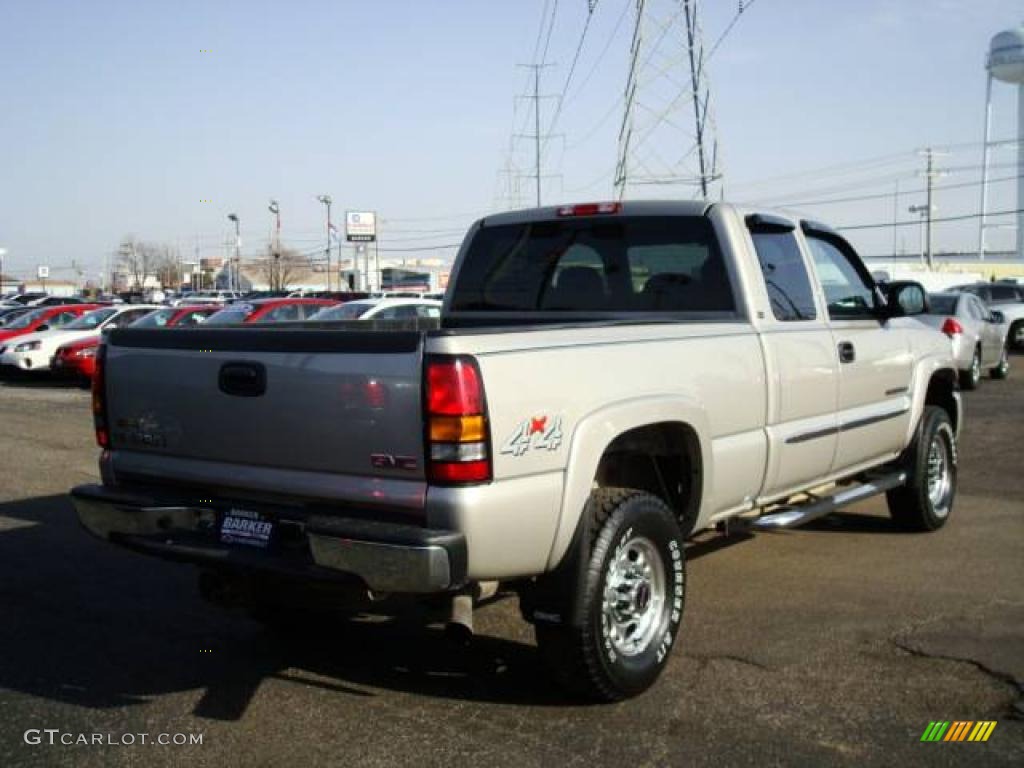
[500,415,564,456]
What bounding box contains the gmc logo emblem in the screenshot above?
[370,453,417,471]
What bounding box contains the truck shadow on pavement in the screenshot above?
[0,494,577,722]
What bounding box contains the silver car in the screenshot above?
[919,292,1010,389]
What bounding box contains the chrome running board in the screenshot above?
[752,471,907,530]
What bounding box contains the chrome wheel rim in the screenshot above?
[1015,325,1024,346]
[971,351,980,383]
[602,535,666,657]
[926,434,951,516]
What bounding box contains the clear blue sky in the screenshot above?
[0,0,1021,284]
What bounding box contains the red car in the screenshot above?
[0,304,101,345]
[53,305,219,380]
[204,298,338,325]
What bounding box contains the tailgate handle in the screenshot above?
[219,362,266,397]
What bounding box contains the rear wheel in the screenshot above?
[535,488,685,701]
[990,343,1010,379]
[1010,321,1024,352]
[959,347,981,390]
[886,406,956,531]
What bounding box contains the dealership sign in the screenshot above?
[345,211,376,242]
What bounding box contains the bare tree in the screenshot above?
[153,244,182,289]
[118,237,167,289]
[255,245,305,291]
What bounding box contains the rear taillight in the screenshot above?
[941,317,963,337]
[425,356,490,484]
[92,344,109,448]
[556,201,621,217]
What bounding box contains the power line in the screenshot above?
[705,0,762,63]
[565,0,631,106]
[778,172,1024,209]
[837,207,1023,232]
[543,0,601,154]
[540,0,560,64]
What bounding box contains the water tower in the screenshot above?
[979,25,1024,259]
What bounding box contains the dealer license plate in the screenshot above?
[219,509,274,548]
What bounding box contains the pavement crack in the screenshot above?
[892,638,1024,710]
[689,653,771,672]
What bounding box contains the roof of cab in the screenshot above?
[477,199,713,228]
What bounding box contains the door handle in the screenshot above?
[838,341,856,364]
[219,361,266,397]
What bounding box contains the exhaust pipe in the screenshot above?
[445,591,474,644]
[443,581,500,643]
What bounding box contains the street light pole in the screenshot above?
[317,195,332,292]
[0,248,7,296]
[268,200,281,290]
[227,213,241,292]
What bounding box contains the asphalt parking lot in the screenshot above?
[0,369,1021,767]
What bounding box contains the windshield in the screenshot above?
[205,307,253,325]
[309,303,373,320]
[65,308,117,330]
[7,308,49,329]
[927,295,958,315]
[130,308,175,328]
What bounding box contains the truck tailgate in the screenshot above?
[104,327,427,481]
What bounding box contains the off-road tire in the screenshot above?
[990,343,1010,379]
[535,488,685,701]
[960,347,981,390]
[886,406,956,532]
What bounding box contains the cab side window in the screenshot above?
[52,311,78,326]
[749,231,817,321]
[806,235,878,319]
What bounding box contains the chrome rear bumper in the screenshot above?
[71,484,466,593]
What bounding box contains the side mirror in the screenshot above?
[991,310,1005,324]
[36,324,50,332]
[882,281,928,318]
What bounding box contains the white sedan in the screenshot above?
[0,305,159,372]
[306,297,442,321]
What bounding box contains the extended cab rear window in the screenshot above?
[450,216,735,315]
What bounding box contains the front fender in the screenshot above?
[906,354,961,446]
[544,395,711,571]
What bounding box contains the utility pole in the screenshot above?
[918,148,948,270]
[892,179,900,258]
[227,213,241,292]
[514,62,559,207]
[268,200,281,290]
[908,205,930,266]
[317,195,332,291]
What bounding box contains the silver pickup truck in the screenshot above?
[72,201,960,701]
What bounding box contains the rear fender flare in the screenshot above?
[545,396,711,572]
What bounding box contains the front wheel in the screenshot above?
[535,488,685,701]
[990,343,1010,380]
[886,406,956,531]
[960,347,981,390]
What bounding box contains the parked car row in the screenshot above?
[895,281,1024,392]
[0,296,444,384]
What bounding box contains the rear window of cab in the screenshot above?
[450,216,735,315]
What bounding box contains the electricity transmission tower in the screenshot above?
[614,0,723,200]
[511,62,563,208]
